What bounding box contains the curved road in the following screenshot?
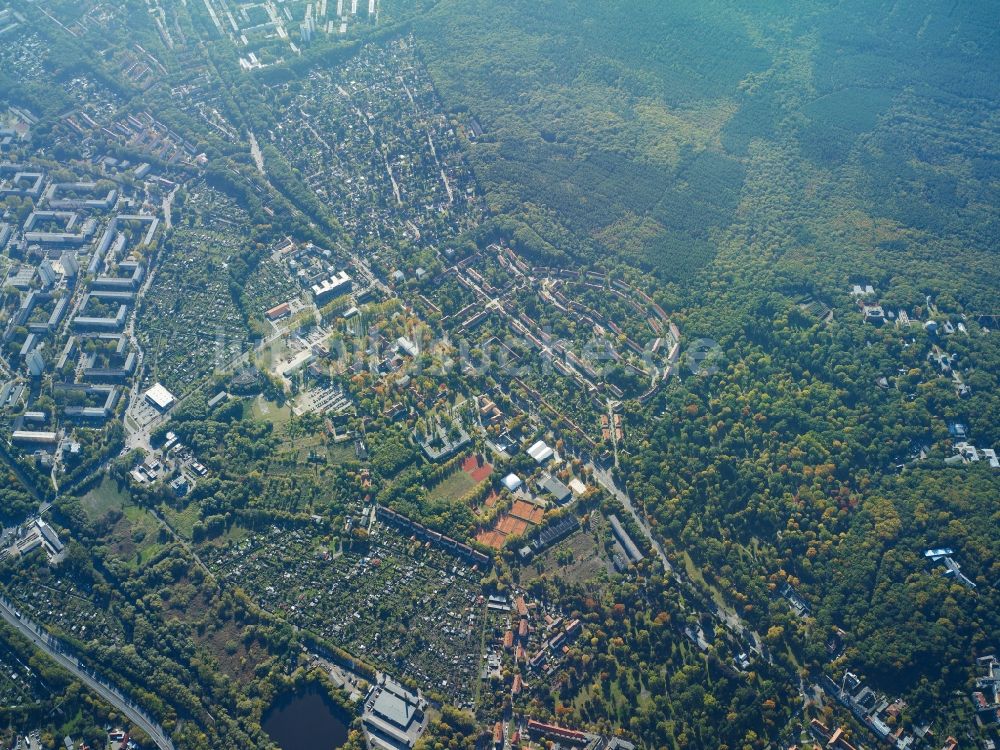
[0,596,175,750]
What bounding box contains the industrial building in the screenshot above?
[362,676,427,750]
[608,514,644,565]
[12,430,58,446]
[539,474,572,504]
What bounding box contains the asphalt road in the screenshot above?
[587,461,674,574]
[0,596,175,750]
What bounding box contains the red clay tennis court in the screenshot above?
[510,499,544,524]
[462,454,493,482]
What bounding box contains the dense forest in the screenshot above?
[413,0,999,302]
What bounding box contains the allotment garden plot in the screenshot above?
[1,576,125,649]
[0,628,50,709]
[137,184,253,394]
[206,521,486,706]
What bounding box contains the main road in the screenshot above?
[0,596,175,750]
[587,461,674,575]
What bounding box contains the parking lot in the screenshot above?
[295,384,353,415]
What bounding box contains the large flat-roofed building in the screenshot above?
[396,336,419,358]
[72,305,128,331]
[363,677,427,749]
[89,215,159,275]
[13,289,45,327]
[144,382,176,412]
[0,168,45,198]
[608,514,644,564]
[19,332,38,359]
[46,297,69,331]
[83,351,137,384]
[312,270,352,303]
[22,209,97,245]
[371,685,422,729]
[14,519,64,560]
[539,474,572,503]
[7,266,35,290]
[61,384,120,422]
[36,520,63,554]
[86,289,135,302]
[364,714,411,750]
[44,181,118,210]
[58,250,79,277]
[27,350,45,377]
[92,262,145,290]
[15,532,43,556]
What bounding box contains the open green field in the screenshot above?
[196,523,251,551]
[427,467,477,504]
[106,505,166,568]
[250,395,293,429]
[79,475,129,522]
[80,478,166,565]
[159,501,202,541]
[326,440,358,464]
[274,430,325,462]
[266,429,359,479]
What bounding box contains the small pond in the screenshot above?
[262,685,350,750]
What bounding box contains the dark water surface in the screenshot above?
[262,685,350,750]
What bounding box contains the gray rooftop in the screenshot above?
[372,688,417,729]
